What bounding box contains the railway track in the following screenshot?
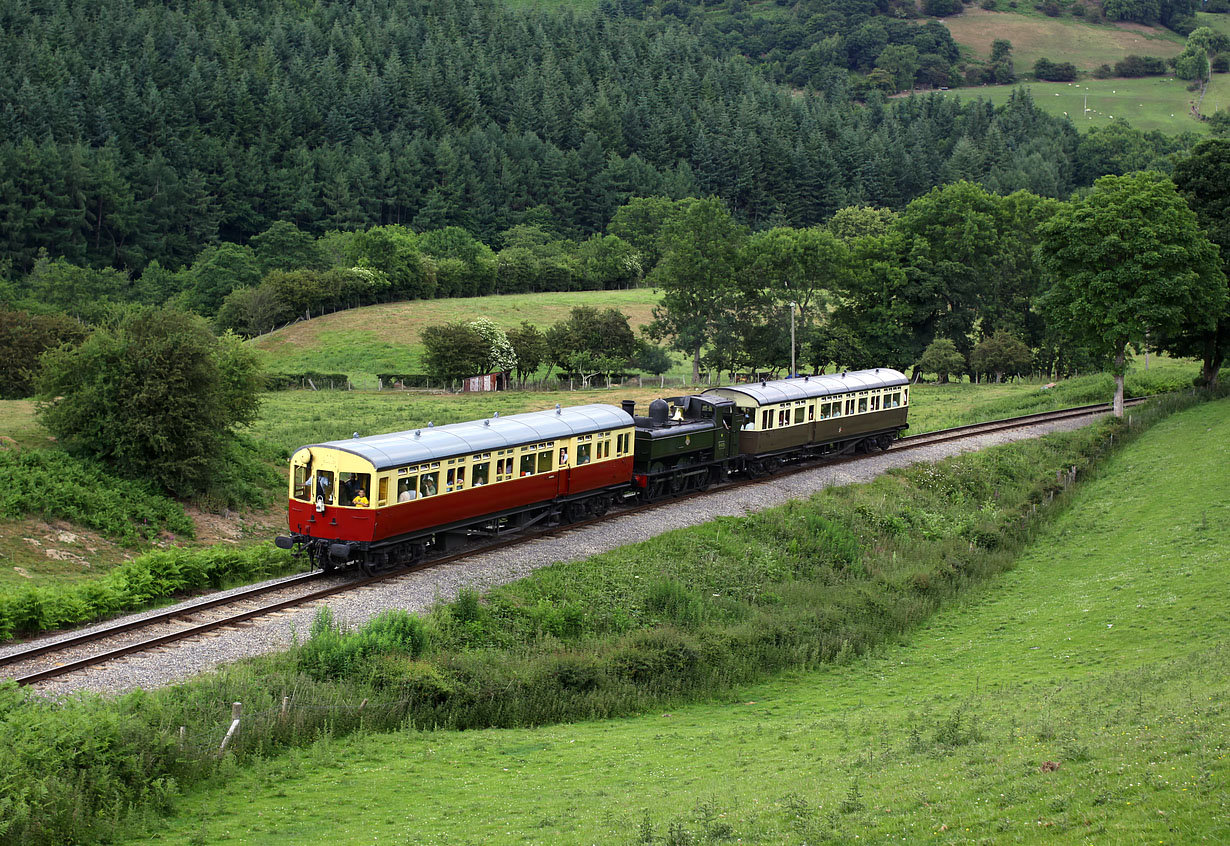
[1,398,1141,688]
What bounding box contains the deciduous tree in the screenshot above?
[1038,171,1225,415]
[1169,139,1230,387]
[36,306,263,497]
[917,337,966,383]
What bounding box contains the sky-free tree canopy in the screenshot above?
[36,307,263,497]
[1038,171,1225,416]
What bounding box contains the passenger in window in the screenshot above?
[421,474,437,496]
[352,488,369,507]
[559,448,569,466]
[398,479,417,502]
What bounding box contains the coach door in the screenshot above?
[557,440,574,496]
[713,404,733,460]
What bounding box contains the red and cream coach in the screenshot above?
[276,404,635,571]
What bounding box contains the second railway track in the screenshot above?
[1,398,1139,689]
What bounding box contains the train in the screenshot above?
[275,368,910,572]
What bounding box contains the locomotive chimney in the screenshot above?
[621,399,636,418]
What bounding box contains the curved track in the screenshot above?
[1,398,1142,687]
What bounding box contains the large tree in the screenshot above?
[647,197,747,383]
[36,306,263,497]
[1170,139,1230,387]
[0,307,88,399]
[1037,171,1225,416]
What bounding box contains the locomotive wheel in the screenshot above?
[671,457,694,494]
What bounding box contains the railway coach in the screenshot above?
[703,368,909,474]
[276,404,635,571]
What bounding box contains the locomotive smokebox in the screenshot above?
[648,398,669,428]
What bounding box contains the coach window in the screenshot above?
[293,465,311,501]
[858,396,868,413]
[472,461,489,486]
[794,405,805,424]
[316,470,335,505]
[845,399,855,415]
[419,472,438,497]
[378,476,389,506]
[903,388,909,404]
[538,448,553,473]
[808,404,815,422]
[397,476,417,501]
[871,393,881,411]
[761,409,772,429]
[577,443,592,465]
[520,452,536,476]
[777,407,789,427]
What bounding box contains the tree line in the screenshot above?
[8,141,1226,504]
[0,0,1202,281]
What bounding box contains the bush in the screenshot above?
[37,307,264,498]
[265,371,352,391]
[0,449,193,544]
[1034,57,1078,81]
[0,542,296,640]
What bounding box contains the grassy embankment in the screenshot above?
[937,9,1227,135]
[122,395,1230,846]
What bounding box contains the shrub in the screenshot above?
[0,542,296,640]
[1034,58,1078,81]
[0,449,193,544]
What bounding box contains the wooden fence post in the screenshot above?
[219,702,242,755]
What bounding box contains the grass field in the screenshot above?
[944,75,1227,135]
[124,397,1230,845]
[935,9,1230,135]
[942,8,1184,70]
[251,289,663,387]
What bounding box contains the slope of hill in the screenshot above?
[943,8,1185,70]
[937,9,1228,134]
[250,289,662,386]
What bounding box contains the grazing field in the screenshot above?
[933,8,1229,135]
[251,288,662,387]
[941,9,1184,70]
[942,75,1225,135]
[122,398,1229,846]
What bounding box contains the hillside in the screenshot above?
[121,398,1230,845]
[251,289,662,386]
[937,9,1227,135]
[943,8,1185,70]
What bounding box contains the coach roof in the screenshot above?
[300,403,634,469]
[704,368,909,406]
[302,404,633,470]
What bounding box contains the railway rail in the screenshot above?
[1,398,1142,688]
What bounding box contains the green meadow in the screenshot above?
[251,289,664,388]
[942,76,1225,136]
[124,397,1230,845]
[936,9,1229,135]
